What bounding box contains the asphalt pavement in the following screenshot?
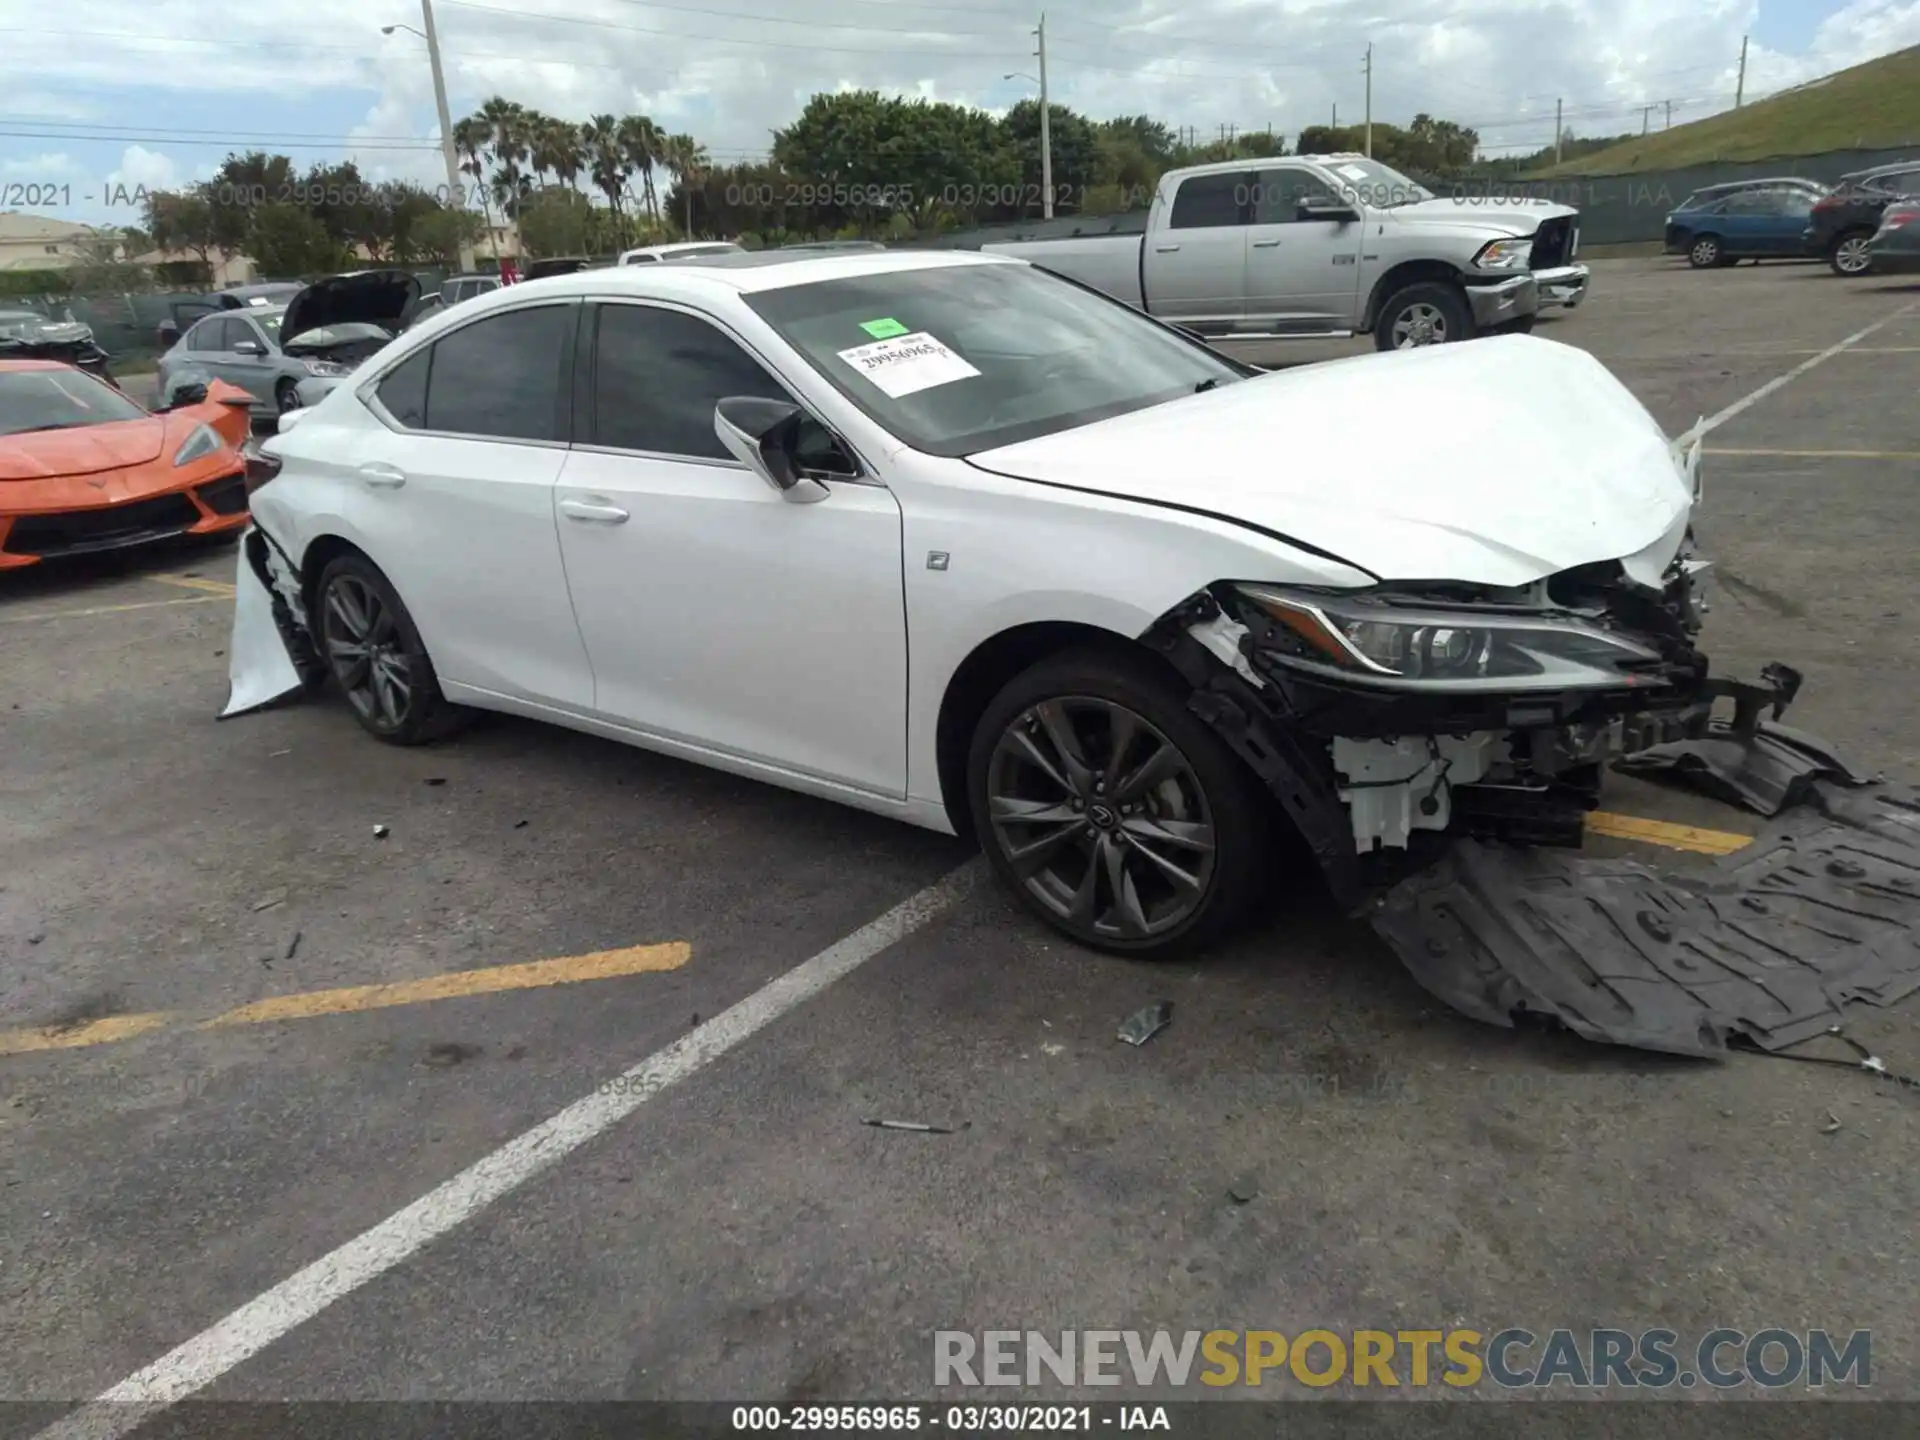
[4,258,1919,1421]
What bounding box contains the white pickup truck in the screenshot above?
[983,154,1590,352]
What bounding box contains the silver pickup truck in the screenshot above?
[983,154,1590,352]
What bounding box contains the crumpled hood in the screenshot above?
[0,418,165,480]
[1385,197,1578,237]
[281,270,419,344]
[965,335,1692,589]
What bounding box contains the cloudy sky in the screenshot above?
[2,0,1917,226]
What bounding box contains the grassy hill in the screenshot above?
[1533,44,1920,176]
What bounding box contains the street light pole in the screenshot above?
[410,0,475,272]
[1037,12,1053,219]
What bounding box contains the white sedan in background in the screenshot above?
[226,249,1734,956]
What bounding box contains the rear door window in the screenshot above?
[418,303,573,441]
[1169,172,1250,229]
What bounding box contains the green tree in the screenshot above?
[411,205,487,266]
[246,202,341,278]
[582,114,631,242]
[999,98,1101,216]
[516,188,602,257]
[143,190,220,268]
[617,114,664,224]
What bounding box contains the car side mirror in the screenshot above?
[167,382,209,408]
[233,340,266,356]
[1299,199,1360,223]
[714,396,830,504]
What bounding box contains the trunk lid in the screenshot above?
[965,334,1691,589]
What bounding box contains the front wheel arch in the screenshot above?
[1361,259,1465,332]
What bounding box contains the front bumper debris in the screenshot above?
[1618,716,1878,817]
[1532,262,1591,309]
[220,525,321,719]
[1463,273,1538,330]
[1371,779,1920,1058]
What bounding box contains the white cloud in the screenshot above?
[2,0,1914,190]
[1,150,74,176]
[107,144,181,191]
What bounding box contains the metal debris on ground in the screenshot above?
[863,1119,959,1134]
[1821,1110,1843,1134]
[1618,718,1880,816]
[1371,778,1920,1060]
[424,777,447,787]
[285,930,302,961]
[1118,1001,1174,1047]
[1227,1178,1259,1204]
[373,824,390,839]
[250,889,288,912]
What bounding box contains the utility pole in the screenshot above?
[1736,34,1749,107]
[1642,105,1651,135]
[1036,12,1053,219]
[418,0,474,271]
[1554,97,1563,165]
[1665,98,1673,129]
[1359,42,1374,157]
[1331,102,1338,131]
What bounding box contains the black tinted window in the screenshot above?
[591,303,791,460]
[1252,167,1340,223]
[421,304,570,440]
[376,349,431,428]
[1169,173,1249,229]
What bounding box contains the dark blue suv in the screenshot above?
[1664,178,1828,268]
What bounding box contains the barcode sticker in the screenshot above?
[834,332,982,398]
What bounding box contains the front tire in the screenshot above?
[1687,234,1722,268]
[314,552,465,745]
[967,649,1274,957]
[1373,282,1474,351]
[275,378,301,414]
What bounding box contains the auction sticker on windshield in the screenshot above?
[836,332,981,398]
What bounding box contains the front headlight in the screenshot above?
[1473,237,1533,270]
[172,422,224,468]
[1234,585,1666,693]
[301,358,351,377]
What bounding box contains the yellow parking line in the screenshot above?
[1706,447,1920,460]
[0,595,226,624]
[0,1013,175,1056]
[151,573,237,596]
[0,942,692,1057]
[1586,811,1753,855]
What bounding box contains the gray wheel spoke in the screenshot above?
[1008,728,1074,795]
[326,637,366,662]
[1122,830,1205,897]
[1112,740,1183,804]
[366,604,397,646]
[370,664,399,724]
[991,796,1081,826]
[378,656,413,701]
[1005,819,1087,876]
[1102,708,1140,793]
[1122,815,1215,853]
[1102,834,1151,939]
[1067,839,1103,925]
[1034,700,1095,795]
[327,584,368,641]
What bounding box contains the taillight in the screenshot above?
[1813,195,1842,213]
[244,451,282,495]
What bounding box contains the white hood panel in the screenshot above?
[967,335,1692,590]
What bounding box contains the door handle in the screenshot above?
[1252,238,1282,248]
[357,463,406,488]
[1154,244,1181,253]
[559,498,630,525]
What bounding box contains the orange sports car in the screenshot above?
[0,360,254,570]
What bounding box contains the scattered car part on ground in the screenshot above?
[1117,1002,1174,1047]
[1803,160,1920,275]
[1372,779,1920,1059]
[0,306,117,386]
[979,153,1587,351]
[219,247,1819,995]
[0,361,251,568]
[1617,715,1880,816]
[1663,181,1825,268]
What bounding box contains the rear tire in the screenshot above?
[314,552,467,745]
[1687,234,1723,268]
[967,648,1275,958]
[1373,282,1474,351]
[1830,230,1875,276]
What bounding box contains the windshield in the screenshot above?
[254,311,285,339]
[1319,158,1433,208]
[745,261,1248,457]
[0,367,149,436]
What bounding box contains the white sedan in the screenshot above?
[225,248,1741,957]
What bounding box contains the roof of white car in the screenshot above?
[497,247,1013,300]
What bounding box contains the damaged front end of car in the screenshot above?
[220,514,326,719]
[1142,532,1920,1059]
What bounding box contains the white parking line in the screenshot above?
[31,862,979,1438]
[1676,298,1920,448]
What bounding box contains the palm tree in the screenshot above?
[616,113,663,227]
[661,132,710,238]
[547,117,586,194]
[582,115,630,242]
[477,95,531,218]
[452,113,497,253]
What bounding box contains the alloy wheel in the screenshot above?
[322,573,414,731]
[1391,302,1448,348]
[1834,237,1873,274]
[1691,238,1719,266]
[277,385,301,413]
[985,697,1218,943]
